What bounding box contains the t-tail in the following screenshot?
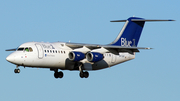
[110,17,175,47]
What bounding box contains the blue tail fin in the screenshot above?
[110,17,145,47]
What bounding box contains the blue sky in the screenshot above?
[0,0,179,101]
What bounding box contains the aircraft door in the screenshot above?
[35,44,44,59]
[111,54,116,63]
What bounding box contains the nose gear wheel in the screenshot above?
[14,65,20,73]
[54,71,64,78]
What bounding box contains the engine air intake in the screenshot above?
[86,52,104,62]
[68,51,85,62]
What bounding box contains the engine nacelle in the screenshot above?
[86,52,104,62]
[68,51,85,62]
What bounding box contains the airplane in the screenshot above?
[5,17,174,79]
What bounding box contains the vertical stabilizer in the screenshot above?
[110,17,145,47]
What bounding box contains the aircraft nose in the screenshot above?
[6,54,15,63]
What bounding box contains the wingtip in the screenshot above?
[5,48,16,51]
[169,19,175,21]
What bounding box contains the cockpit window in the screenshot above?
[17,48,24,51]
[17,47,33,52]
[29,47,33,52]
[25,47,29,52]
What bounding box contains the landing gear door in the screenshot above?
[35,44,44,59]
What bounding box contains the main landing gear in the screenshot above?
[78,63,89,78]
[79,71,89,78]
[51,62,89,79]
[14,65,20,73]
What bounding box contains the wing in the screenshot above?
[66,42,102,49]
[5,48,17,51]
[66,42,152,54]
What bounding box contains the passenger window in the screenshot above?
[55,50,57,53]
[29,47,33,52]
[47,50,49,53]
[44,50,46,53]
[50,50,52,53]
[17,48,24,51]
[53,50,54,53]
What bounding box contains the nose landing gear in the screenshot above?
[14,65,20,73]
[14,69,20,73]
[52,69,64,79]
[54,71,64,78]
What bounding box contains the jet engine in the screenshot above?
[86,52,104,62]
[68,51,85,62]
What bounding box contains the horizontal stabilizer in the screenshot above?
[110,20,127,22]
[131,19,175,22]
[111,19,175,22]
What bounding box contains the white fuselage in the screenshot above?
[6,42,135,71]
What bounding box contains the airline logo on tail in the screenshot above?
[121,38,132,47]
[121,38,136,47]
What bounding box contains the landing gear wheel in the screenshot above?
[54,71,64,79]
[79,71,89,78]
[79,72,84,78]
[54,72,59,78]
[77,62,89,78]
[14,69,20,73]
[84,71,89,78]
[58,71,63,78]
